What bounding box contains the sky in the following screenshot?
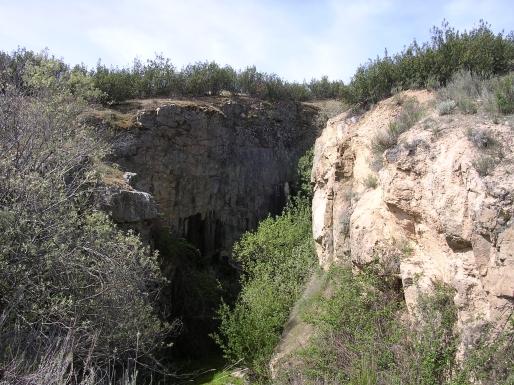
[0,0,513,82]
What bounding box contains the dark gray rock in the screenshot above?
[111,98,322,258]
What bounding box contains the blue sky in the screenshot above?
[0,0,513,82]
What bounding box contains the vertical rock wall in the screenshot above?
[111,98,322,259]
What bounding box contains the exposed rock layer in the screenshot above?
[109,97,323,258]
[312,90,514,345]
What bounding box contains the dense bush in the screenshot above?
[1,48,345,103]
[4,20,512,107]
[282,266,514,385]
[214,199,314,377]
[343,21,514,107]
[290,266,405,385]
[0,48,105,102]
[494,73,514,113]
[0,63,167,382]
[91,61,344,103]
[214,150,316,378]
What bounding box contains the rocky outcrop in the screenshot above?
[312,90,514,346]
[101,171,160,241]
[109,97,323,258]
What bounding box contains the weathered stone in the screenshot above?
[311,90,514,350]
[111,98,323,258]
[106,189,159,223]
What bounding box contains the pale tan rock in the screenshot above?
[312,89,514,349]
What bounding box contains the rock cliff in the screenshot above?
[312,90,514,346]
[105,97,324,259]
[92,97,328,358]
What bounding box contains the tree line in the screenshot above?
[0,49,345,103]
[2,21,512,107]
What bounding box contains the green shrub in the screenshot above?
[495,73,514,114]
[214,151,316,378]
[0,78,166,381]
[281,263,514,385]
[457,318,514,385]
[0,48,105,102]
[411,283,459,385]
[2,49,341,103]
[343,21,514,107]
[91,59,341,102]
[294,148,314,200]
[281,269,463,385]
[214,198,315,377]
[289,266,404,384]
[437,100,456,115]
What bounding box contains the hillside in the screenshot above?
[1,20,513,385]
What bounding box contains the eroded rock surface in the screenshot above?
[108,97,323,258]
[312,90,514,345]
[100,172,160,242]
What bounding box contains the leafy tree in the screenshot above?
[0,70,166,380]
[343,21,514,107]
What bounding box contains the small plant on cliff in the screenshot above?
[372,98,423,154]
[363,173,378,189]
[437,99,456,115]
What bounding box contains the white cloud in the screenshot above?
[1,0,513,81]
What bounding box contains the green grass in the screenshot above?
[193,369,245,385]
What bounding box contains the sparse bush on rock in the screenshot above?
[372,98,423,154]
[437,99,456,115]
[363,174,378,189]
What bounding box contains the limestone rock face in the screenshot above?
[111,98,322,257]
[312,90,514,343]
